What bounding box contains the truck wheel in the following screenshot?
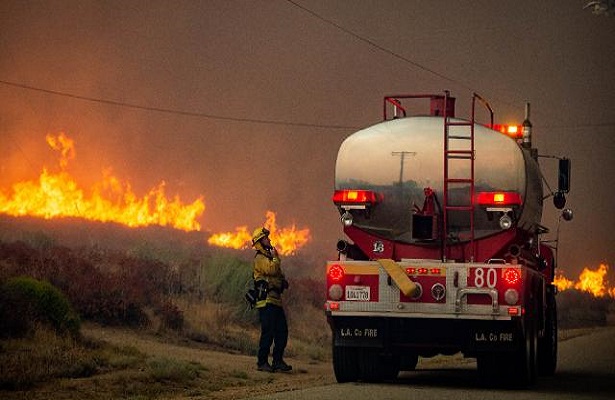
[332,345,360,383]
[512,321,538,387]
[357,348,386,382]
[478,323,537,388]
[538,299,557,375]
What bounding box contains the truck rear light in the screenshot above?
[328,301,340,311]
[507,306,520,316]
[332,190,379,205]
[405,267,443,276]
[504,288,519,305]
[503,268,521,285]
[477,191,522,206]
[328,264,345,282]
[328,284,343,301]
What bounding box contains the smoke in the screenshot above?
[1,1,614,270]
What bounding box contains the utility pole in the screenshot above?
[391,151,416,188]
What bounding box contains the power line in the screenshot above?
[0,79,359,131]
[284,0,475,93]
[284,0,615,129]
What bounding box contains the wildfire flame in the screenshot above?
[553,263,615,298]
[208,210,310,256]
[0,133,205,231]
[1,133,311,254]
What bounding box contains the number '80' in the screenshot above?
[474,267,497,288]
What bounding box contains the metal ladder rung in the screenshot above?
[446,149,473,154]
[448,135,472,140]
[446,150,473,160]
[446,121,473,127]
[446,178,473,184]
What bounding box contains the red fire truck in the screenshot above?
[325,92,572,387]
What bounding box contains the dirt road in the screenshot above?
[84,326,615,400]
[248,327,615,400]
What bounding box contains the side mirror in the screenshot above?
[558,158,571,193]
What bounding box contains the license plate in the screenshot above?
[345,285,370,301]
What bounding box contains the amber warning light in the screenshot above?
[493,124,523,139]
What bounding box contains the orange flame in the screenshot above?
[2,133,312,254]
[208,210,310,255]
[0,133,205,231]
[553,264,615,298]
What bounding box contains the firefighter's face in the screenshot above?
[261,236,272,248]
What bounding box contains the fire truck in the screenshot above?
[325,92,572,387]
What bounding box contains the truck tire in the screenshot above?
[477,322,537,388]
[512,320,538,387]
[538,298,557,375]
[357,348,386,382]
[332,345,360,383]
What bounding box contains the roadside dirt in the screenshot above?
[82,324,336,399]
[79,325,603,399]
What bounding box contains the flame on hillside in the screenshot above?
[0,133,311,254]
[553,263,615,298]
[208,210,310,256]
[0,133,205,230]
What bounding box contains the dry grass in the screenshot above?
[0,324,264,400]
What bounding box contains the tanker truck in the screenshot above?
[325,92,572,387]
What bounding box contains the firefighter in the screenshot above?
[251,227,292,373]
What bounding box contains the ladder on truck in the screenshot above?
[442,92,493,262]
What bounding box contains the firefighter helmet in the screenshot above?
[252,227,270,246]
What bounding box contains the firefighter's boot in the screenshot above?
[272,360,292,372]
[257,362,274,372]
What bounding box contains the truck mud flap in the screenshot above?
[333,318,384,348]
[468,325,523,352]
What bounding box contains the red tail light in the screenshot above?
[477,191,522,206]
[503,268,521,285]
[328,264,345,282]
[333,190,379,205]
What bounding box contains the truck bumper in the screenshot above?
[329,315,524,355]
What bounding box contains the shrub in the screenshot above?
[0,276,80,338]
[199,256,253,310]
[148,357,202,383]
[155,301,185,331]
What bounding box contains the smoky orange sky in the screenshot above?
[0,1,614,275]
